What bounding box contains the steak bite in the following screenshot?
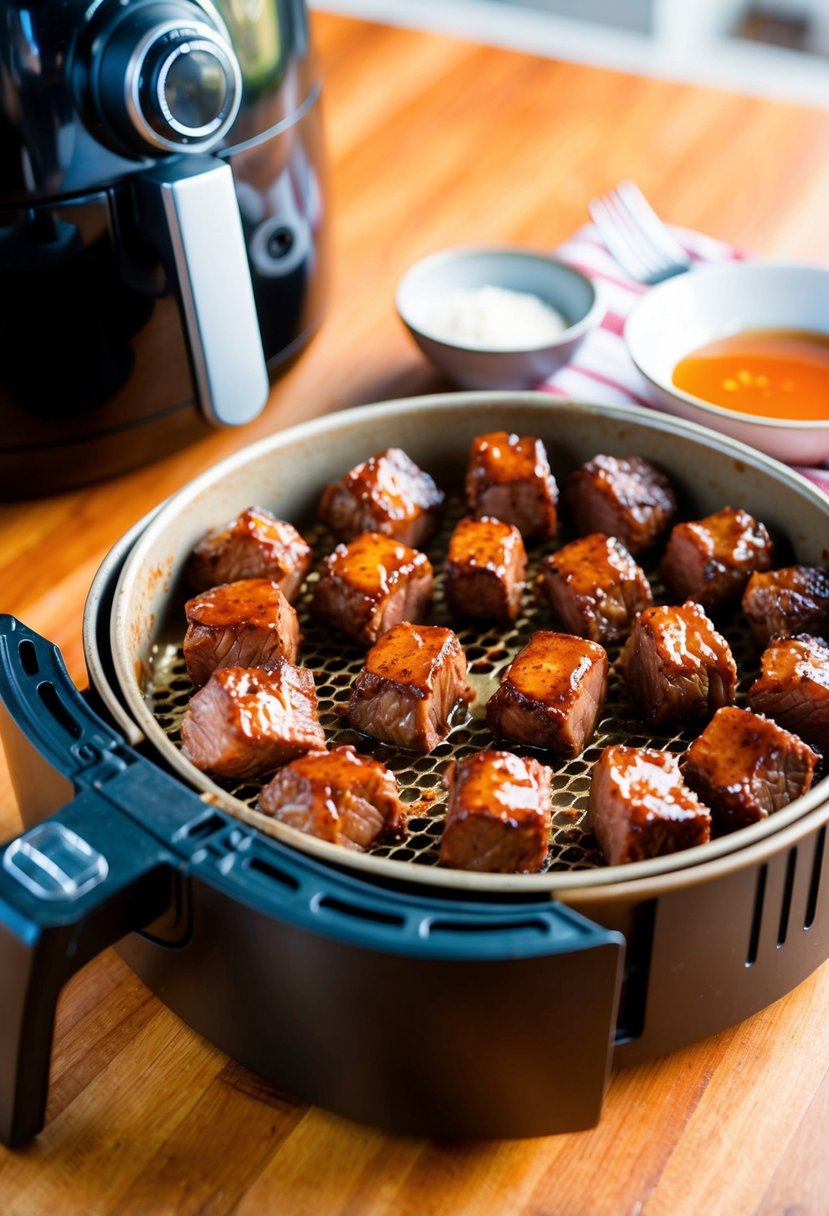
[618,601,737,725]
[258,745,406,849]
[486,631,608,758]
[312,531,434,646]
[538,532,653,644]
[742,565,829,648]
[181,661,325,780]
[443,515,527,624]
[318,447,444,547]
[185,506,312,601]
[748,633,829,755]
[565,454,677,555]
[682,706,817,835]
[587,745,711,866]
[465,431,558,541]
[183,579,301,689]
[347,623,475,752]
[660,506,773,611]
[439,750,552,874]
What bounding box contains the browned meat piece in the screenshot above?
[618,601,736,725]
[443,516,527,623]
[538,532,652,644]
[183,579,301,689]
[312,532,434,646]
[464,431,558,541]
[181,661,325,780]
[565,454,677,555]
[318,448,444,547]
[660,506,773,611]
[486,631,608,758]
[742,565,829,648]
[587,745,711,865]
[185,506,312,601]
[748,633,829,755]
[683,706,816,835]
[439,751,552,873]
[347,623,474,752]
[258,745,406,849]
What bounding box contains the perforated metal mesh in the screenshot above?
[148,494,761,875]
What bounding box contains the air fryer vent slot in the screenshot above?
[18,638,38,675]
[747,865,767,967]
[777,849,797,947]
[805,826,825,930]
[37,681,82,739]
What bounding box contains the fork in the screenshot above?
[588,181,691,284]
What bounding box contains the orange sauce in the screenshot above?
[672,328,829,421]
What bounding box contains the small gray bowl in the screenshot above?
[396,245,603,389]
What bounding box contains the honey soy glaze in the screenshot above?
[672,327,829,421]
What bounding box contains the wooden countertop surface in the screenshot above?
[2,11,829,1213]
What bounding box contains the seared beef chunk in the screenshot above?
[258,745,406,849]
[742,565,829,648]
[619,601,736,725]
[439,750,552,873]
[318,447,444,547]
[660,506,773,611]
[486,630,608,758]
[186,506,312,601]
[181,661,325,780]
[444,515,527,624]
[183,579,301,689]
[538,532,652,644]
[683,706,816,834]
[465,431,558,541]
[748,633,829,755]
[565,454,676,555]
[313,531,433,646]
[587,745,711,865]
[348,623,474,752]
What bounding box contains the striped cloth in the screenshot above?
[541,223,829,498]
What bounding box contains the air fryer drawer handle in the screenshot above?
[133,156,270,427]
[0,796,176,1147]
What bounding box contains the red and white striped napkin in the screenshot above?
[541,223,829,497]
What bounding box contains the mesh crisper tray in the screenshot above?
[147,492,764,877]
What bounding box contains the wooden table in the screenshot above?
[2,12,829,1213]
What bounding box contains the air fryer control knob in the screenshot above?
[93,1,242,155]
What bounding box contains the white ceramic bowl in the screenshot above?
[625,260,829,465]
[396,245,603,389]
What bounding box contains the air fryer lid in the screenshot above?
[106,391,829,895]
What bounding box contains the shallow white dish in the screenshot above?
[625,260,829,465]
[396,245,603,389]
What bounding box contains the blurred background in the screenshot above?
[313,0,829,106]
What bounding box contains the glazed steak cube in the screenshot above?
[318,447,444,547]
[660,506,773,611]
[748,633,829,755]
[444,516,527,623]
[312,531,434,646]
[538,532,652,644]
[465,431,558,541]
[347,623,474,752]
[185,506,312,601]
[439,750,552,873]
[587,745,711,866]
[619,601,736,725]
[181,661,325,780]
[742,565,829,648]
[683,706,816,834]
[258,746,406,850]
[183,579,301,689]
[565,454,676,555]
[486,631,608,757]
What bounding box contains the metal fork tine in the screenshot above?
[615,181,689,266]
[601,195,668,277]
[589,196,664,281]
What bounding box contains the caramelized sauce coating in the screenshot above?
[565,454,676,554]
[439,750,552,873]
[183,579,301,689]
[186,506,312,601]
[318,447,444,546]
[742,565,829,648]
[748,633,829,754]
[660,506,773,611]
[444,515,527,623]
[538,532,652,643]
[465,431,558,541]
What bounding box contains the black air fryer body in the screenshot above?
[0,0,328,496]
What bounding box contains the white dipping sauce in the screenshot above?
[419,284,568,350]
